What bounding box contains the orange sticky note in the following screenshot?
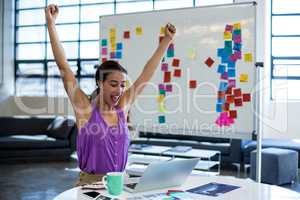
[244,53,253,62]
[172,58,180,67]
[233,88,242,97]
[233,23,241,30]
[229,110,237,119]
[174,69,181,77]
[224,31,232,40]
[243,93,251,102]
[123,31,130,39]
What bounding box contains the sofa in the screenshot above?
[131,131,244,165]
[0,116,77,163]
[242,139,300,168]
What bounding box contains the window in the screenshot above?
[15,0,233,96]
[271,0,300,99]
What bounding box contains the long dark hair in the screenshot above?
[89,60,127,100]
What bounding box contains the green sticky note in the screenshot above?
[158,116,166,123]
[233,29,241,35]
[167,50,174,58]
[101,39,107,46]
[159,89,166,95]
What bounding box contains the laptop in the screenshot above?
[124,158,200,193]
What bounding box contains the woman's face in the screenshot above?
[99,71,127,107]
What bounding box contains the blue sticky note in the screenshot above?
[101,39,107,46]
[219,82,228,91]
[221,55,229,63]
[228,69,236,77]
[217,98,225,104]
[228,60,236,68]
[217,48,224,57]
[225,41,232,49]
[117,43,123,50]
[158,116,166,123]
[167,50,174,58]
[116,51,122,59]
[216,103,223,113]
[233,43,242,51]
[217,64,226,74]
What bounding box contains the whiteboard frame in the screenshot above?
[99,1,258,140]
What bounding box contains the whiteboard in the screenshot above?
[99,2,257,139]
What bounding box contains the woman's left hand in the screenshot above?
[164,23,176,40]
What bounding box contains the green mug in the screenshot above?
[102,172,124,196]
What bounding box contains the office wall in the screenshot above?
[0,0,299,139]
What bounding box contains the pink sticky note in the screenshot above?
[161,63,168,71]
[101,48,107,55]
[230,54,238,62]
[228,79,236,88]
[234,51,242,59]
[233,35,241,43]
[225,24,233,32]
[166,84,172,92]
[158,84,165,90]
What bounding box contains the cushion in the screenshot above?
[46,117,75,139]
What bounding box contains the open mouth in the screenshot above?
[111,95,120,103]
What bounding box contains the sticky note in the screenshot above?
[101,48,107,55]
[221,72,228,80]
[226,95,234,103]
[174,69,181,77]
[160,26,165,35]
[167,49,174,58]
[217,98,225,104]
[157,95,165,103]
[168,43,174,51]
[240,74,248,82]
[224,31,232,40]
[166,84,172,92]
[223,103,230,111]
[228,60,236,68]
[233,43,242,51]
[110,52,116,59]
[225,24,233,32]
[218,91,225,99]
[228,79,236,88]
[228,69,236,77]
[101,39,108,46]
[234,88,242,97]
[216,103,223,113]
[233,34,241,43]
[243,93,251,102]
[244,53,253,62]
[164,72,171,83]
[187,48,196,60]
[219,82,228,92]
[110,28,116,35]
[117,43,123,50]
[226,87,233,95]
[205,57,215,67]
[136,26,143,36]
[102,58,107,63]
[158,84,165,91]
[172,58,180,67]
[233,29,241,36]
[221,55,229,64]
[234,98,243,107]
[229,110,237,119]
[233,23,241,30]
[230,54,238,62]
[159,89,166,95]
[158,103,166,113]
[234,50,242,59]
[217,48,224,57]
[123,31,130,39]
[161,63,168,71]
[225,41,232,49]
[115,51,122,59]
[158,116,166,123]
[217,64,226,74]
[189,80,197,89]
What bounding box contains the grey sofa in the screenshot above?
[131,132,244,165]
[242,139,300,168]
[0,116,77,163]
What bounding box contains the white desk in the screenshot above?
[54,175,300,200]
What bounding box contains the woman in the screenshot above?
[45,4,176,186]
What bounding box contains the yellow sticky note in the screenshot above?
[136,26,143,36]
[224,31,232,40]
[244,53,253,62]
[187,48,196,60]
[233,23,241,30]
[156,95,165,103]
[240,74,249,82]
[110,28,116,35]
[111,44,116,51]
[160,26,165,35]
[158,102,166,113]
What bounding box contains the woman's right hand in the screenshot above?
[45,4,59,25]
